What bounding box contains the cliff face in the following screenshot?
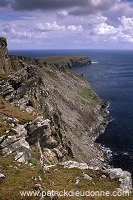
[0,38,11,73]
[0,38,108,168]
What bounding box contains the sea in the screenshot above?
[9,49,133,175]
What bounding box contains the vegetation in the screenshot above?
[0,73,14,81]
[28,157,38,166]
[0,155,132,200]
[78,87,92,100]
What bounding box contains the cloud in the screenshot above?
[36,21,66,32]
[0,0,7,7]
[0,22,47,40]
[89,15,133,43]
[11,0,120,16]
[67,25,83,32]
[92,23,117,36]
[57,10,68,18]
[0,20,83,44]
[11,0,83,11]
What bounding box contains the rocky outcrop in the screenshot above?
[0,37,11,73]
[0,124,31,163]
[61,161,132,191]
[107,168,132,191]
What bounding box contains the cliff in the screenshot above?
[0,37,11,73]
[42,56,91,68]
[0,38,132,199]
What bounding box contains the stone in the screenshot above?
[0,173,5,180]
[75,177,80,185]
[101,174,107,179]
[11,124,27,136]
[0,131,31,163]
[34,183,42,191]
[26,106,34,115]
[107,168,132,191]
[83,173,92,181]
[61,161,89,170]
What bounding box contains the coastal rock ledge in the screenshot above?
[0,38,132,197]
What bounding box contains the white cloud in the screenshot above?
[0,22,47,40]
[57,10,68,17]
[67,25,83,32]
[89,15,133,43]
[92,23,117,35]
[36,21,66,31]
[119,16,133,31]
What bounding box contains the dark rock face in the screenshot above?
[0,38,11,73]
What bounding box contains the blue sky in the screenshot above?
[0,0,133,49]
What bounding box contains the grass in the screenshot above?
[0,73,14,81]
[0,155,132,200]
[78,87,92,100]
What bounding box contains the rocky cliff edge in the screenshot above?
[0,38,132,199]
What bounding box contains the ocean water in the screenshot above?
[9,49,133,174]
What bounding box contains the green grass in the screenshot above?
[0,155,132,200]
[28,157,38,166]
[78,87,92,100]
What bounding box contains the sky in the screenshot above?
[1,0,133,49]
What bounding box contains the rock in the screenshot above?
[11,124,27,136]
[0,173,5,180]
[0,81,14,96]
[0,37,11,73]
[101,174,107,179]
[75,177,80,185]
[38,176,42,182]
[0,128,31,163]
[26,106,34,115]
[34,183,43,191]
[61,161,89,170]
[107,168,132,191]
[5,117,14,125]
[83,173,92,181]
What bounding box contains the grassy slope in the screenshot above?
[0,155,132,200]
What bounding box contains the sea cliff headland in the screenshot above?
[0,38,132,199]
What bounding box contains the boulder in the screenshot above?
[61,161,89,170]
[0,125,31,163]
[83,173,92,181]
[0,173,5,180]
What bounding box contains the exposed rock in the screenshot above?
[101,174,107,179]
[0,173,5,180]
[0,37,11,73]
[106,168,132,191]
[0,125,31,163]
[83,173,92,181]
[26,106,34,115]
[61,161,89,170]
[34,183,43,191]
[75,177,80,185]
